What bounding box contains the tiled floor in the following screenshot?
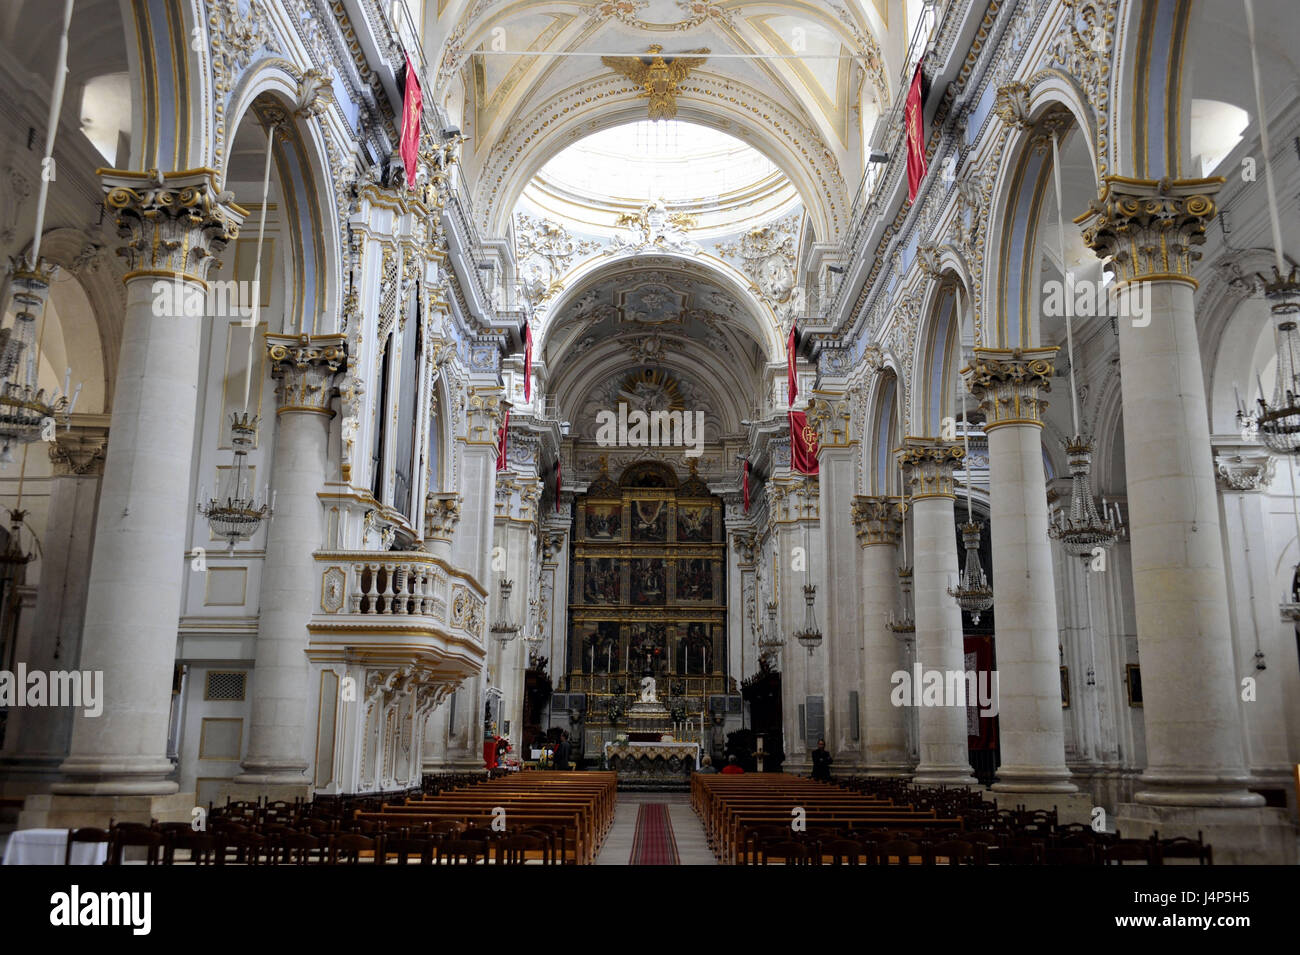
[595,793,716,865]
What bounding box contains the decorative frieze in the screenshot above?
[898,438,964,500]
[48,431,107,477]
[963,347,1057,429]
[1077,176,1222,286]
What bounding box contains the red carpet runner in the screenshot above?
[628,803,680,865]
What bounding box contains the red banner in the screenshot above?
[789,410,819,475]
[400,54,423,190]
[523,323,533,402]
[905,63,927,202]
[496,409,509,472]
[743,459,750,513]
[787,324,798,408]
[963,634,998,751]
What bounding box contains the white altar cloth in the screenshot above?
[2,828,107,865]
[604,740,701,769]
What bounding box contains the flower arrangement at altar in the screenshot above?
[613,733,630,748]
[607,699,625,723]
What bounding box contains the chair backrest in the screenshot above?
[497,834,547,865]
[65,828,109,865]
[108,828,164,865]
[1156,836,1212,865]
[876,839,922,865]
[438,839,486,865]
[819,839,865,866]
[329,833,381,865]
[929,840,980,865]
[760,840,809,866]
[1102,841,1154,865]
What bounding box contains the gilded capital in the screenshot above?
[425,492,463,541]
[101,168,246,285]
[993,82,1034,130]
[963,346,1057,429]
[1076,175,1223,286]
[898,437,964,499]
[266,333,347,415]
[806,393,856,450]
[851,495,901,546]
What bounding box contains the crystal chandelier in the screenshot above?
[793,584,822,654]
[887,565,916,634]
[757,599,783,663]
[491,578,520,641]
[949,518,993,625]
[1239,268,1300,455]
[196,413,273,550]
[0,261,80,466]
[1048,437,1121,558]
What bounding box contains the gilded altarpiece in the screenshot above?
[568,462,727,737]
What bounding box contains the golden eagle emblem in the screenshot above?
[601,44,710,120]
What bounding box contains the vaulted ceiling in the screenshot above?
[424,0,911,241]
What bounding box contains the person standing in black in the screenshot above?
[810,738,833,782]
[555,731,572,771]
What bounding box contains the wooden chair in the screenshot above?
[328,833,382,865]
[218,830,271,866]
[1001,836,1046,865]
[162,829,220,865]
[278,832,329,865]
[107,827,164,865]
[497,834,549,865]
[1154,834,1213,865]
[927,839,983,865]
[383,835,435,865]
[876,839,922,866]
[1101,840,1155,866]
[64,827,109,865]
[437,839,488,865]
[759,840,810,866]
[818,839,868,866]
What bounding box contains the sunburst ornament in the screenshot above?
[618,368,684,412]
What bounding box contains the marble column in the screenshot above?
[851,496,912,775]
[0,424,107,787]
[899,438,976,784]
[1078,178,1295,862]
[53,170,244,798]
[1213,443,1297,795]
[234,334,345,793]
[1079,178,1259,808]
[965,348,1076,793]
[808,391,860,765]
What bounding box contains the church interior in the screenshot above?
[0,0,1296,882]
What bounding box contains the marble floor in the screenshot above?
[595,793,717,865]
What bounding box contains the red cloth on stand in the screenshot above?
[483,739,498,770]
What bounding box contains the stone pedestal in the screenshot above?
[1115,803,1296,865]
[18,792,196,830]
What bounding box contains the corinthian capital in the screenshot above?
[266,333,347,414]
[898,437,964,500]
[963,346,1057,429]
[101,168,246,284]
[851,495,901,546]
[805,393,856,450]
[1077,175,1223,285]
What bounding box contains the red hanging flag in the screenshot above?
[400,54,423,190]
[790,410,819,475]
[742,459,751,513]
[905,62,927,203]
[523,323,533,402]
[496,409,509,472]
[787,324,798,408]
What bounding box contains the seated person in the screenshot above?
[695,755,718,774]
[720,755,745,775]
